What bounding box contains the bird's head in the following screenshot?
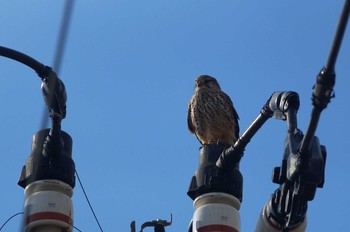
[195,75,221,90]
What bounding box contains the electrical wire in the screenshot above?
[0,212,23,231]
[76,169,104,232]
[74,225,83,232]
[52,0,75,74]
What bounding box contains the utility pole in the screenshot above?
[187,1,349,231]
[0,46,76,232]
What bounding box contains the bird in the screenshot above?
[187,75,239,145]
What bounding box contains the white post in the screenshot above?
[255,203,307,232]
[24,179,74,232]
[192,192,241,232]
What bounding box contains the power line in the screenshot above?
[76,169,104,232]
[0,212,23,231]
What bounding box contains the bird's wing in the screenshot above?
[222,92,240,138]
[187,100,195,134]
[232,105,240,139]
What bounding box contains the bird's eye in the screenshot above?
[196,76,215,87]
[203,79,214,85]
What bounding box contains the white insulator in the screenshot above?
[255,203,307,232]
[192,192,241,232]
[24,180,74,232]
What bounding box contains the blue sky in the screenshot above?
[1,1,349,231]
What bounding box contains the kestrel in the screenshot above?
[187,75,239,145]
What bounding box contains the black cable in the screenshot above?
[75,169,104,232]
[0,46,49,78]
[216,98,273,171]
[0,212,23,231]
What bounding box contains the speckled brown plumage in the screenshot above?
[187,75,239,145]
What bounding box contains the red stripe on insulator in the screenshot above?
[26,212,73,225]
[197,224,239,232]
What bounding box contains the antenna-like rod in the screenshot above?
[326,0,350,71]
[299,0,350,156]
